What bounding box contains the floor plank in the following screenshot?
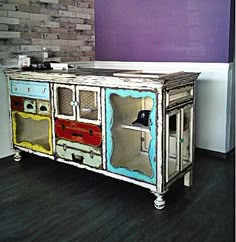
[0,151,234,242]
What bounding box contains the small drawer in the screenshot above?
[10,80,50,100]
[11,96,24,112]
[55,119,102,147]
[24,99,36,113]
[166,86,193,107]
[37,100,50,115]
[56,139,102,168]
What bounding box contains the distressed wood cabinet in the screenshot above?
[6,68,199,209]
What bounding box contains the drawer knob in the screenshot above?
[63,144,67,151]
[27,88,30,92]
[70,101,78,107]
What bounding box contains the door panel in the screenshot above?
[76,86,101,125]
[106,88,157,184]
[12,111,53,155]
[54,84,76,120]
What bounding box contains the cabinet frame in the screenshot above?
[6,69,199,210]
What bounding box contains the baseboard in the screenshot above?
[196,147,235,159]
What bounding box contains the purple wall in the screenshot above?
[95,0,233,62]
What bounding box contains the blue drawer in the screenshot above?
[10,80,50,100]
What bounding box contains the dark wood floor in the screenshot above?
[0,150,234,242]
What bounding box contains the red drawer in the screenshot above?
[11,96,24,111]
[55,119,102,147]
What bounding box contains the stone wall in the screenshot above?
[0,0,95,65]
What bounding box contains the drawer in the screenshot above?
[11,96,24,111]
[24,99,36,113]
[10,80,50,100]
[55,119,102,147]
[56,139,102,168]
[37,100,50,115]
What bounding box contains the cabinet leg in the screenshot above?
[184,170,193,187]
[154,193,166,210]
[13,151,22,162]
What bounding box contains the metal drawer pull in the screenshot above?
[72,132,84,137]
[27,88,30,92]
[72,154,84,164]
[26,103,34,109]
[63,144,67,151]
[89,151,94,159]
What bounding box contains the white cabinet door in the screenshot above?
[54,84,76,120]
[76,86,101,125]
[165,104,193,183]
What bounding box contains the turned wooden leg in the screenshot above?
[184,170,193,187]
[154,193,166,210]
[13,151,22,162]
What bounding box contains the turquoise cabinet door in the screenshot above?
[106,88,157,184]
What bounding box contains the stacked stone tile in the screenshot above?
[0,0,95,65]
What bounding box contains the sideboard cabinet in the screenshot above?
[6,68,199,209]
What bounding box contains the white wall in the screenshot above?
[226,63,235,152]
[0,69,13,158]
[94,61,234,154]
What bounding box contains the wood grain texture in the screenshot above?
[0,151,234,242]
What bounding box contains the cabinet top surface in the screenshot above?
[5,68,199,90]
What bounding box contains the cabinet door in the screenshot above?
[180,105,193,169]
[165,104,193,183]
[166,110,181,182]
[76,86,101,125]
[12,111,53,155]
[105,88,157,184]
[54,84,76,120]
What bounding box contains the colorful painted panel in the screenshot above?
[12,111,53,155]
[105,88,157,184]
[24,99,36,113]
[11,96,24,112]
[37,100,51,116]
[55,119,102,147]
[56,139,102,168]
[10,80,50,100]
